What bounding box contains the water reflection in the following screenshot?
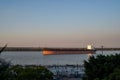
[87,53,93,59]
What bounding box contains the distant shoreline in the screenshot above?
[0,47,120,51]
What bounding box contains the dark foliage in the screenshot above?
[7,65,53,80]
[0,59,11,80]
[0,44,7,54]
[0,62,53,80]
[103,68,120,80]
[83,54,120,80]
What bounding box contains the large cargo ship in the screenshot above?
[42,45,96,55]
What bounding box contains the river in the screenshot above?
[0,51,120,65]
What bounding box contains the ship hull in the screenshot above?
[42,49,96,55]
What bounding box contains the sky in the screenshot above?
[0,0,120,48]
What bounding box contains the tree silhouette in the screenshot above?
[83,54,120,80]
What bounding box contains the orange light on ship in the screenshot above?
[43,50,54,55]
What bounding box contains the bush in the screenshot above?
[103,68,120,80]
[0,62,53,80]
[8,65,53,80]
[0,58,11,80]
[83,54,120,80]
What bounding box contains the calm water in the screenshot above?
[0,51,120,65]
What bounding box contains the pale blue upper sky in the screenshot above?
[0,0,120,47]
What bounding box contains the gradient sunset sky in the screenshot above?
[0,0,120,48]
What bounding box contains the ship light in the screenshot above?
[87,45,92,50]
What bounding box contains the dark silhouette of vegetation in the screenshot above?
[0,64,53,80]
[0,44,11,80]
[0,45,53,80]
[102,68,120,80]
[83,54,120,80]
[0,58,11,80]
[7,65,53,80]
[0,44,7,54]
